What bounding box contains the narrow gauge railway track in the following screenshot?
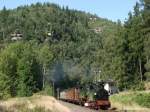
[59,101,117,112]
[59,100,99,112]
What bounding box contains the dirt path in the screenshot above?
[58,100,99,112]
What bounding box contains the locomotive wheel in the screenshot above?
[100,106,108,110]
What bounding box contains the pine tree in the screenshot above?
[141,0,150,81]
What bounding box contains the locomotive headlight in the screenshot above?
[84,103,89,107]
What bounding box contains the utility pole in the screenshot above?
[42,65,46,89]
[57,88,60,99]
[139,58,142,82]
[53,81,55,97]
[51,78,55,97]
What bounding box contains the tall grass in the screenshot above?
[110,92,150,108]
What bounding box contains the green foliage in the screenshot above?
[0,3,116,91]
[108,0,150,89]
[0,43,22,98]
[0,72,11,99]
[17,53,36,96]
[38,44,53,67]
[38,44,53,88]
[0,42,53,99]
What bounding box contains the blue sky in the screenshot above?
[0,0,138,22]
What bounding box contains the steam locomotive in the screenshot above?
[58,82,111,110]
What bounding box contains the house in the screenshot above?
[11,32,23,41]
[11,36,22,41]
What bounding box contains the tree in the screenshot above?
[17,56,34,96]
[141,0,150,81]
[0,43,21,98]
[0,42,44,98]
[38,44,53,89]
[120,6,144,87]
[0,6,9,41]
[17,45,42,96]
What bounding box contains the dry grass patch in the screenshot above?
[0,95,70,112]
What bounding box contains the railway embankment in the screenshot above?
[110,91,150,112]
[0,95,70,112]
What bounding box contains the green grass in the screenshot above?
[110,91,150,108]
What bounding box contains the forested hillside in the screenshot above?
[0,0,150,99]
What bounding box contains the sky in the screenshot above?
[0,0,139,22]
